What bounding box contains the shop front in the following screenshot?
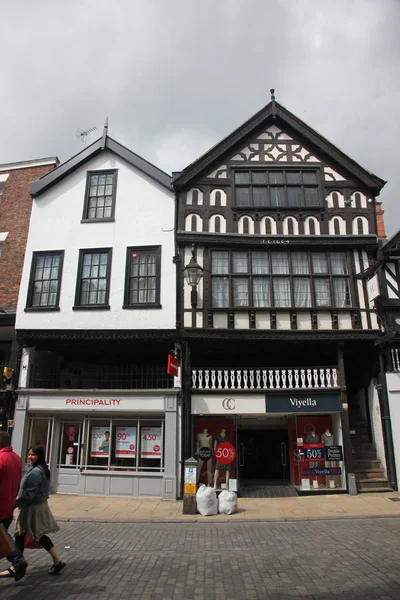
[191,391,346,495]
[12,390,180,500]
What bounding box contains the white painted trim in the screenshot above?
[0,174,9,183]
[0,232,9,242]
[0,158,58,172]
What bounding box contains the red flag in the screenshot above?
[167,354,179,377]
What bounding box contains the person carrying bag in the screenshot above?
[13,446,66,576]
[0,432,28,582]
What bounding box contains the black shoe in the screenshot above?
[14,559,27,582]
[48,561,66,575]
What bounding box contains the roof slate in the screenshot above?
[172,100,386,193]
[31,135,172,196]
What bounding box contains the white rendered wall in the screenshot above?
[368,380,387,475]
[16,152,175,330]
[387,373,400,485]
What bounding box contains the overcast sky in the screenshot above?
[2,0,399,234]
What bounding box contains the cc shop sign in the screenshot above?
[191,394,265,414]
[222,397,235,411]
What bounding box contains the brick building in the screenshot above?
[0,157,58,428]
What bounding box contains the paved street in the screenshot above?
[2,517,400,599]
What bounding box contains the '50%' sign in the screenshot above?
[215,442,236,465]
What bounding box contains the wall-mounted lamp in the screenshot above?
[183,245,204,325]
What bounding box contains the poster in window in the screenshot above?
[141,427,162,458]
[91,426,111,457]
[115,427,136,457]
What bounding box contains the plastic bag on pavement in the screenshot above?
[218,490,238,515]
[196,484,218,516]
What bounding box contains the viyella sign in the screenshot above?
[266,393,341,414]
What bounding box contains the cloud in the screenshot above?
[1,0,399,232]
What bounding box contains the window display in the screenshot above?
[58,421,82,468]
[194,417,236,490]
[28,417,52,462]
[289,414,345,491]
[29,414,165,474]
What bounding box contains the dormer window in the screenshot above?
[82,170,117,222]
[234,170,320,208]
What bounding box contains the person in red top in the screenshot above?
[0,431,27,581]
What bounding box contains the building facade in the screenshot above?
[13,127,180,499]
[174,94,393,496]
[0,157,59,430]
[372,231,400,490]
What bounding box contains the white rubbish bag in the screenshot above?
[218,490,238,515]
[196,484,218,516]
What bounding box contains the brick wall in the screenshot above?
[0,164,56,310]
[375,200,386,239]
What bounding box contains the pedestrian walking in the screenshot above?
[13,445,66,575]
[0,431,28,581]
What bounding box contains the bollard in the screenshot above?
[182,456,198,515]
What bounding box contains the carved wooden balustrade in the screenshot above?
[191,367,338,391]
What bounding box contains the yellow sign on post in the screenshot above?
[3,367,13,380]
[184,483,196,495]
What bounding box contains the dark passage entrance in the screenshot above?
[238,428,296,497]
[238,429,289,483]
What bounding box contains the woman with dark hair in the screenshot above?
[13,446,66,575]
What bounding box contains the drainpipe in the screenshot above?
[173,185,186,500]
[378,351,397,490]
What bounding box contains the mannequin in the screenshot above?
[321,429,334,446]
[306,431,320,443]
[213,428,230,489]
[196,429,213,485]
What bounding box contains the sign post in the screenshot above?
[183,456,197,515]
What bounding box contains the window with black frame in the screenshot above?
[211,250,351,309]
[123,246,161,308]
[74,249,112,308]
[82,170,117,221]
[26,251,64,309]
[234,170,320,208]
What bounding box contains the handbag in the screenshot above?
[0,523,15,559]
[24,535,42,549]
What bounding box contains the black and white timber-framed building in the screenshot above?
[174,92,395,496]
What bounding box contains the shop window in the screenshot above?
[289,414,346,492]
[81,416,164,473]
[211,249,351,309]
[194,417,237,491]
[28,416,53,463]
[58,421,83,468]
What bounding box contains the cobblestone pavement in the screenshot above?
[2,517,400,599]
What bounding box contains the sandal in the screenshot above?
[48,561,66,575]
[0,568,15,578]
[14,559,27,582]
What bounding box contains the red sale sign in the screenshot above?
[215,442,236,465]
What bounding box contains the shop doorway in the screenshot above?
[238,428,289,485]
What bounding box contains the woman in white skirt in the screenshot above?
[14,446,66,575]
